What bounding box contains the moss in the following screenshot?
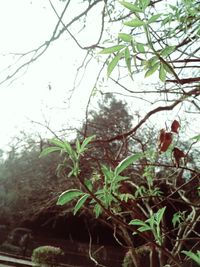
[122,246,151,267]
[31,245,64,267]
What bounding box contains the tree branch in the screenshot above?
[96,88,200,143]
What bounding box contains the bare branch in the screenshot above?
[96,88,200,143]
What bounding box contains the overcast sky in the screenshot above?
[0,0,104,149]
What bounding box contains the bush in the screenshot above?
[31,245,64,267]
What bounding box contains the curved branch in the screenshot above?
[96,88,200,143]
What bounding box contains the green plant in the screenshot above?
[40,129,200,267]
[123,249,135,267]
[130,207,166,245]
[182,250,200,266]
[31,246,64,267]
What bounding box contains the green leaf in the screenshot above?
[99,45,126,54]
[145,62,159,78]
[182,251,200,265]
[120,193,135,202]
[64,142,73,155]
[50,139,73,155]
[161,46,176,57]
[124,19,145,27]
[94,204,102,218]
[146,215,155,229]
[84,179,93,191]
[119,1,142,12]
[107,53,122,77]
[156,207,166,224]
[136,42,145,53]
[159,63,166,82]
[76,139,81,152]
[147,56,159,67]
[73,194,89,215]
[191,134,200,141]
[115,153,143,176]
[172,211,184,227]
[148,14,161,24]
[102,165,114,182]
[138,225,152,232]
[39,147,61,158]
[169,4,178,11]
[124,47,132,73]
[139,0,150,9]
[50,139,66,148]
[80,135,95,153]
[57,189,83,205]
[163,62,174,74]
[129,219,148,226]
[118,33,133,42]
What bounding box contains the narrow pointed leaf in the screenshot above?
[107,53,122,77]
[182,251,200,265]
[159,63,166,82]
[124,47,131,73]
[163,62,174,74]
[115,153,143,176]
[124,19,144,27]
[118,33,132,42]
[148,14,161,24]
[76,139,81,153]
[99,45,126,54]
[136,42,145,53]
[94,204,102,218]
[39,147,61,158]
[191,134,200,141]
[50,139,65,148]
[57,189,83,205]
[73,194,89,215]
[138,225,152,232]
[119,1,142,12]
[81,135,95,151]
[156,207,166,224]
[129,219,148,226]
[140,0,150,9]
[161,46,176,57]
[145,62,159,78]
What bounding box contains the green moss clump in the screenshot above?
[31,245,64,267]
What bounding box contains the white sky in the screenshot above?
[0,0,105,149]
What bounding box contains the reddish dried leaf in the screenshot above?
[159,129,165,145]
[171,120,180,133]
[159,131,173,152]
[173,147,185,166]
